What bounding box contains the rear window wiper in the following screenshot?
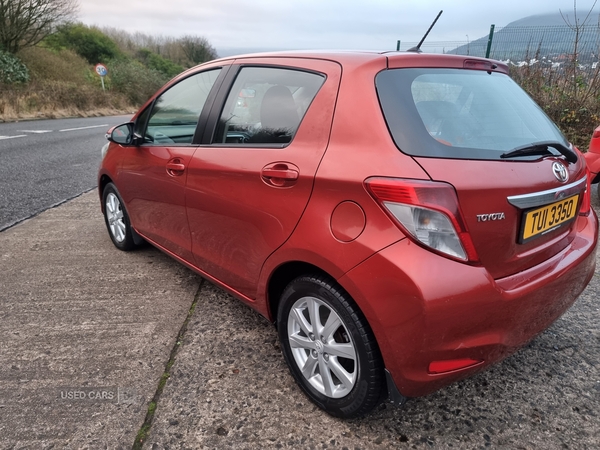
[500,141,578,164]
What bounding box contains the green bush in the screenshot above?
[0,50,29,83]
[137,48,184,78]
[510,63,600,150]
[44,24,122,64]
[108,59,168,105]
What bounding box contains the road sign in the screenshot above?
[94,64,108,91]
[95,64,108,77]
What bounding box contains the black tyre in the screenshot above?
[277,275,385,418]
[102,183,136,251]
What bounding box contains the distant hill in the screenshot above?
[449,12,600,62]
[505,13,574,27]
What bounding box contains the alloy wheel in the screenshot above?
[287,296,357,398]
[105,192,126,243]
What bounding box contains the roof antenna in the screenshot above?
[407,10,443,53]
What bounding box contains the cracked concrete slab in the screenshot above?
[0,191,201,449]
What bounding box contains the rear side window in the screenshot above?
[144,69,221,145]
[215,67,325,145]
[376,69,568,160]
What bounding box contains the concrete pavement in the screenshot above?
[0,189,599,449]
[0,191,200,448]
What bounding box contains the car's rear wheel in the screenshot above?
[102,183,136,251]
[277,275,384,418]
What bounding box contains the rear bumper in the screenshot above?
[339,212,598,398]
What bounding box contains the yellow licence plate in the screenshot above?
[521,194,579,243]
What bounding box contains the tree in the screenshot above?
[179,35,218,65]
[559,0,600,100]
[0,0,78,54]
[100,28,218,68]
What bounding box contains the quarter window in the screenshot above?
[144,69,221,145]
[215,67,324,145]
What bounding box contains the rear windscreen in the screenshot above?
[376,68,568,160]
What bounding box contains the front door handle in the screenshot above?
[261,163,299,187]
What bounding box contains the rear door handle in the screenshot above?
[261,163,299,187]
[262,168,298,180]
[167,162,185,171]
[166,160,185,176]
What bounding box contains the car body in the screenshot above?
[585,124,600,196]
[98,51,598,418]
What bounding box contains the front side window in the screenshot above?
[215,67,325,145]
[376,68,568,160]
[144,69,221,145]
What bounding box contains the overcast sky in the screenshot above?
[78,0,600,56]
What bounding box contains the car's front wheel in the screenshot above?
[277,275,385,418]
[102,183,137,251]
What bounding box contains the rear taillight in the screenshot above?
[366,178,479,263]
[579,167,592,216]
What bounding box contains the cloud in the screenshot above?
[78,0,600,55]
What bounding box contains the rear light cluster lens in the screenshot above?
[384,203,467,259]
[366,178,479,262]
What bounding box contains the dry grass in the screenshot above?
[0,47,135,122]
[18,46,91,83]
[0,80,134,121]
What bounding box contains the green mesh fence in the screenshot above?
[398,25,600,66]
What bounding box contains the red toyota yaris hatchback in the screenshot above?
[98,51,598,418]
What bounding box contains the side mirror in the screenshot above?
[107,122,141,146]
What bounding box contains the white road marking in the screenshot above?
[18,130,53,134]
[0,135,27,140]
[59,124,109,132]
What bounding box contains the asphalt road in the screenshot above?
[0,115,131,231]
